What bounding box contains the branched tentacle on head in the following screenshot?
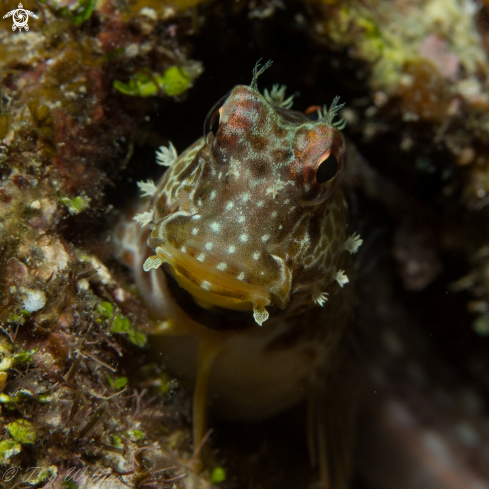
[250,59,273,90]
[318,96,346,129]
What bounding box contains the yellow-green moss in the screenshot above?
[160,66,192,96]
[110,434,124,449]
[60,195,90,215]
[114,66,192,97]
[7,419,37,444]
[210,466,226,484]
[13,348,37,365]
[126,429,145,441]
[0,439,22,463]
[107,374,128,389]
[97,301,114,318]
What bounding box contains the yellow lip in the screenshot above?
[148,242,271,325]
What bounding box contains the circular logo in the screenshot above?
[12,7,28,31]
[3,3,37,32]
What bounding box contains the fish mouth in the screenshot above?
[150,242,271,326]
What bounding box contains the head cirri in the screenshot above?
[141,60,359,326]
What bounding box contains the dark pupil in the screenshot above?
[316,154,338,184]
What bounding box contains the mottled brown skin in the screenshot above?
[118,66,360,487]
[146,84,352,321]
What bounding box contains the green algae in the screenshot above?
[0,356,13,372]
[0,439,22,463]
[38,394,52,403]
[111,313,147,346]
[60,195,90,215]
[114,66,192,97]
[98,302,147,347]
[160,66,192,96]
[97,301,146,346]
[127,329,146,347]
[110,434,123,448]
[97,301,114,318]
[7,419,37,444]
[126,429,145,441]
[111,314,131,333]
[106,374,128,389]
[71,0,96,25]
[210,466,226,483]
[13,348,37,365]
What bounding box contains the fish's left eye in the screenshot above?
[316,153,338,184]
[204,92,230,148]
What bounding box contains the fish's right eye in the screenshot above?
[204,92,230,148]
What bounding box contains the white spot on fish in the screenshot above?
[226,201,234,211]
[271,210,278,218]
[241,193,251,203]
[239,234,248,243]
[261,234,270,242]
[256,201,264,207]
[210,190,217,200]
[216,262,228,271]
[192,215,201,220]
[237,272,245,281]
[197,253,206,262]
[228,245,236,254]
[238,215,246,224]
[252,251,260,260]
[201,281,212,291]
[192,228,198,235]
[205,242,214,251]
[210,222,221,233]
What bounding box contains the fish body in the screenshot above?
[117,62,361,485]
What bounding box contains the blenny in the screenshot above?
[118,61,362,487]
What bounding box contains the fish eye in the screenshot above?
[204,92,230,147]
[316,153,338,184]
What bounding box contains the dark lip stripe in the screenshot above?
[162,264,256,331]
